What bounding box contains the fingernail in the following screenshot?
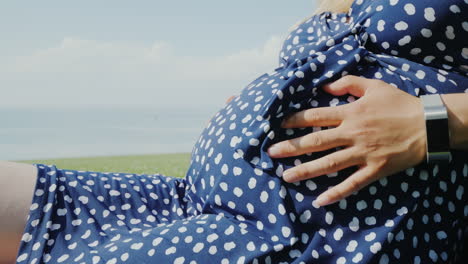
[282,170,296,182]
[314,195,331,207]
[267,144,281,156]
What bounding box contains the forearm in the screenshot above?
[441,93,468,150]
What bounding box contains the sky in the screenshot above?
[0,0,316,109]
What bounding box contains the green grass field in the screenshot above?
[20,153,191,178]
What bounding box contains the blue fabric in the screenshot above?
[17,0,468,263]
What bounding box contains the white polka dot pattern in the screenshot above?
[17,0,468,263]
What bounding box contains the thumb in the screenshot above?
[322,75,374,98]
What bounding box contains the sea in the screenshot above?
[0,106,218,160]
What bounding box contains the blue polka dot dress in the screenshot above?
[17,0,468,263]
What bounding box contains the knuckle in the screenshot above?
[362,139,381,154]
[348,128,362,141]
[349,101,367,115]
[350,123,372,141]
[282,139,300,155]
[304,110,319,123]
[309,134,323,147]
[322,156,339,171]
[334,107,345,119]
[277,141,291,155]
[350,148,365,162]
[340,75,355,84]
[352,146,367,160]
[354,144,377,161]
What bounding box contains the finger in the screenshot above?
[282,147,363,183]
[314,165,377,207]
[225,95,236,104]
[322,75,375,97]
[282,105,347,128]
[268,127,349,158]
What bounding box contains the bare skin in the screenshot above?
[0,161,37,263]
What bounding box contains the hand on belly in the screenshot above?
[267,75,427,207]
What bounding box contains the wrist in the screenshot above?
[413,97,428,164]
[441,94,468,150]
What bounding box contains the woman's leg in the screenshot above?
[16,165,191,263]
[0,161,37,263]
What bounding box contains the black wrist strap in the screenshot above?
[420,94,451,164]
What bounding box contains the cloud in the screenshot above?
[0,35,284,108]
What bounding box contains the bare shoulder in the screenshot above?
[0,161,37,177]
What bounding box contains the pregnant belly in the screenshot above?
[182,59,465,264]
[181,62,364,225]
[181,27,467,230]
